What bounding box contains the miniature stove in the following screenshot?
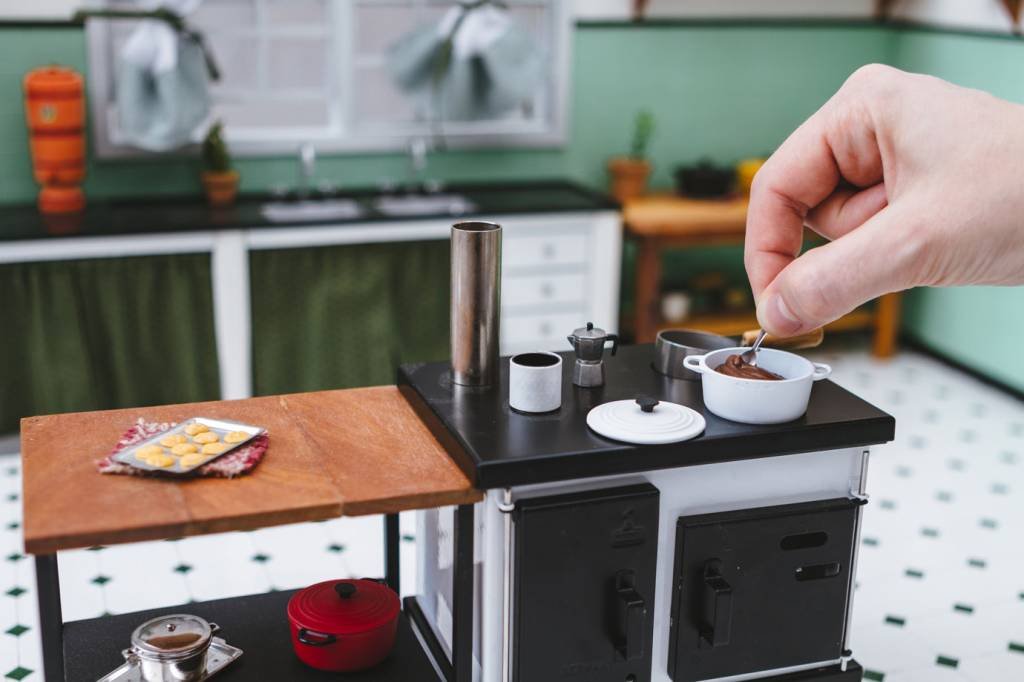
[398,343,895,682]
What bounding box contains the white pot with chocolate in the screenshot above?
[683,347,832,424]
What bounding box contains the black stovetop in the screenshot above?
[398,344,895,489]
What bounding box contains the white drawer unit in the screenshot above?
[495,211,621,357]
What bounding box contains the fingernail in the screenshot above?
[761,295,803,336]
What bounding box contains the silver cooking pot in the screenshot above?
[122,614,218,681]
[654,329,735,381]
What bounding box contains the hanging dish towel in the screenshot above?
[116,0,211,151]
[388,3,543,121]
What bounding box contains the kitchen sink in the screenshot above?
[260,199,364,223]
[372,193,477,217]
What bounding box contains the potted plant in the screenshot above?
[200,121,239,207]
[607,110,654,203]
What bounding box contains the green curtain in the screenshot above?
[0,254,221,434]
[250,240,450,395]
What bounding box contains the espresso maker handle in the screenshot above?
[606,333,619,356]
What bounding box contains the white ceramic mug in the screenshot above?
[683,347,832,424]
[509,352,563,413]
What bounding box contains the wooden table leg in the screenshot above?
[633,238,662,343]
[872,292,902,358]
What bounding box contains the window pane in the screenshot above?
[267,37,330,90]
[192,0,257,29]
[209,38,261,91]
[265,0,328,25]
[216,99,330,128]
[355,4,422,54]
[353,65,417,126]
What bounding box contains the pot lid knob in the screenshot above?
[636,396,659,413]
[334,582,357,599]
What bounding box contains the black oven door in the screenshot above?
[513,483,660,682]
[669,497,860,681]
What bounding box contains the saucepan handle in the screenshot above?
[811,363,832,381]
[298,628,337,646]
[683,354,709,374]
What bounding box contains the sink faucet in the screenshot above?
[298,142,316,198]
[407,137,430,191]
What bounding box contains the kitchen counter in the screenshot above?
[0,179,616,242]
[399,343,896,488]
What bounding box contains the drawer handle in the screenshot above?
[542,243,556,259]
[699,559,733,650]
[540,283,555,298]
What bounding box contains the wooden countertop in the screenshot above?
[20,386,481,554]
[622,195,749,238]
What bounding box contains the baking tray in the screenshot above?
[97,637,243,681]
[112,417,265,475]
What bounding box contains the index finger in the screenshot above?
[744,79,886,299]
[744,109,842,299]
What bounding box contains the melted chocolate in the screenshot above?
[714,354,784,381]
[146,632,202,650]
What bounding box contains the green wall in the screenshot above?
[0,24,894,204]
[895,30,1024,392]
[6,21,1019,391]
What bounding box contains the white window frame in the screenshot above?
[85,0,572,159]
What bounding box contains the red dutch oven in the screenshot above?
[287,579,400,672]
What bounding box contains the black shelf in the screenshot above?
[62,590,442,682]
[399,344,895,489]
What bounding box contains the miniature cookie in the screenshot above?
[201,442,228,455]
[192,431,219,444]
[146,453,175,468]
[171,443,199,456]
[160,434,187,447]
[224,431,249,444]
[179,453,206,468]
[135,445,163,460]
[184,423,209,436]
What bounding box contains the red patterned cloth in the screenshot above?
[97,417,269,478]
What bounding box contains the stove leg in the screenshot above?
[35,553,64,682]
[452,504,475,682]
[384,513,400,595]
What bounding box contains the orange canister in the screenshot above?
[23,66,86,212]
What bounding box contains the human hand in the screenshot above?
[745,64,1024,337]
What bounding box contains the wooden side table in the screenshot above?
[623,195,901,358]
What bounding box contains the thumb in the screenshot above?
[755,205,917,336]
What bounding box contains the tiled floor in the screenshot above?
[0,345,1022,681]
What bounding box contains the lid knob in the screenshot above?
[586,322,594,331]
[636,396,659,413]
[334,582,357,599]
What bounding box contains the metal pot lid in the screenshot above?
[287,579,400,636]
[570,321,608,340]
[586,396,705,445]
[130,613,214,659]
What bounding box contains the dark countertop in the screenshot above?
[398,344,896,489]
[0,179,617,243]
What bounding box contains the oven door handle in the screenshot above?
[699,559,733,649]
[615,569,646,661]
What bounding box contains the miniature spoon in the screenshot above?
[739,329,767,367]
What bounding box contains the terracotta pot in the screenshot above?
[201,170,239,207]
[607,157,651,204]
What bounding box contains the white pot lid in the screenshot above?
[586,396,705,445]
